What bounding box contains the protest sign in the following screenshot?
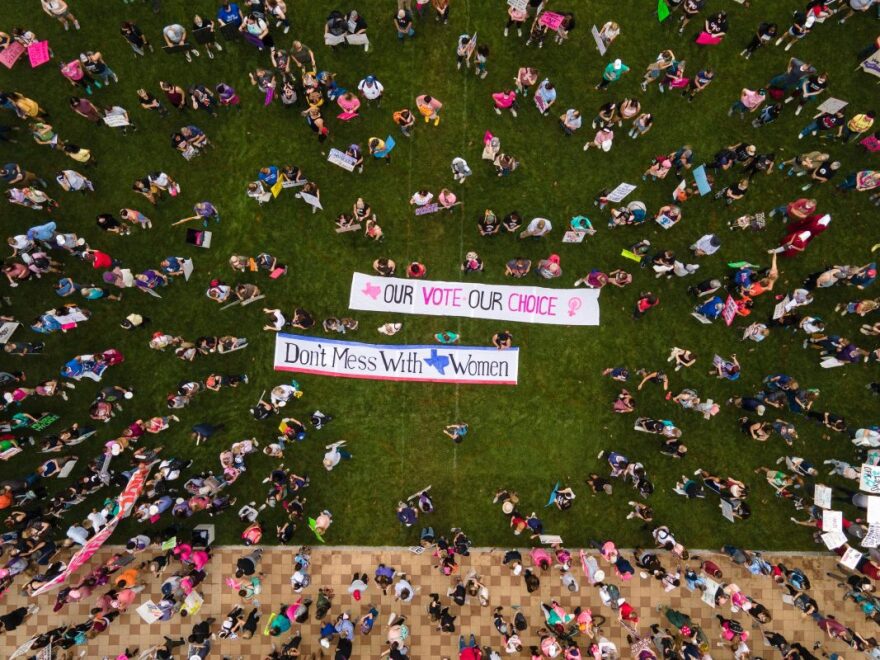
[841,547,864,571]
[869,496,880,524]
[27,41,50,68]
[328,148,357,172]
[539,12,565,31]
[817,97,848,115]
[823,510,843,534]
[693,165,712,196]
[275,333,519,385]
[606,182,637,203]
[591,25,607,56]
[0,321,20,344]
[859,51,880,79]
[507,0,528,11]
[814,484,833,509]
[0,41,25,69]
[348,272,601,326]
[299,192,323,210]
[821,530,848,550]
[137,600,163,624]
[562,231,587,243]
[415,203,440,216]
[861,464,880,493]
[722,296,738,326]
[863,524,880,548]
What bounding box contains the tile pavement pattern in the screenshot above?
[0,547,871,658]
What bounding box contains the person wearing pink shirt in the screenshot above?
[416,94,443,125]
[728,87,766,119]
[492,89,517,117]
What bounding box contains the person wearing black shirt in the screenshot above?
[741,21,777,59]
[790,73,828,116]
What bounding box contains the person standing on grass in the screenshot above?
[358,75,384,107]
[728,87,766,119]
[163,23,200,63]
[42,0,79,30]
[492,89,517,117]
[633,292,659,319]
[596,59,629,91]
[82,51,119,87]
[393,108,416,136]
[120,21,152,57]
[416,94,443,125]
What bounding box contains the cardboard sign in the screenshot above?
[841,547,864,570]
[539,11,565,31]
[562,231,586,243]
[817,97,848,115]
[863,524,880,548]
[823,510,843,534]
[591,25,607,56]
[821,530,847,550]
[860,51,880,79]
[103,113,130,127]
[0,42,25,69]
[299,192,323,210]
[861,464,880,493]
[328,148,357,172]
[27,41,50,68]
[814,484,833,509]
[606,182,637,203]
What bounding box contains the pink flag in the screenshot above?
[264,86,274,106]
[27,41,50,68]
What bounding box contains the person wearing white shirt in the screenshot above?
[87,508,108,531]
[409,190,433,207]
[357,76,383,104]
[393,576,414,602]
[690,233,720,256]
[67,524,90,546]
[41,0,79,31]
[519,217,552,239]
[559,108,583,135]
[451,157,472,183]
[322,441,351,471]
[56,169,94,193]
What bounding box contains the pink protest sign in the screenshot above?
[27,41,50,68]
[722,295,738,326]
[539,11,565,31]
[0,42,25,69]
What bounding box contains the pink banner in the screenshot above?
[539,11,565,31]
[0,42,25,69]
[27,41,50,68]
[31,465,151,596]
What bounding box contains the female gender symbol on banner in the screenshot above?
[567,297,583,317]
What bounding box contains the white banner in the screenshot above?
[274,333,519,385]
[348,273,600,326]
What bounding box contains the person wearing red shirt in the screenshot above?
[633,292,659,319]
[85,249,114,269]
[459,634,483,660]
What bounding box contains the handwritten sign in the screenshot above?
[562,231,586,243]
[327,148,357,172]
[415,203,440,216]
[861,464,880,493]
[863,524,880,548]
[27,41,50,68]
[507,0,528,11]
[539,11,565,31]
[0,321,20,344]
[814,484,833,509]
[841,547,863,570]
[0,42,25,69]
[823,510,843,534]
[821,530,847,550]
[861,51,880,79]
[299,192,323,210]
[606,182,637,203]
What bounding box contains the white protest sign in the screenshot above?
[539,534,564,545]
[821,530,848,550]
[299,192,323,210]
[275,333,519,385]
[817,97,848,115]
[348,272,601,326]
[137,600,163,623]
[860,464,880,493]
[862,524,880,548]
[103,113,130,127]
[823,510,843,534]
[327,148,357,172]
[0,321,20,344]
[346,33,369,46]
[860,50,880,79]
[591,25,607,56]
[841,547,864,571]
[507,0,529,11]
[324,33,346,46]
[182,258,194,281]
[720,499,735,523]
[605,183,637,203]
[869,496,880,524]
[562,231,586,243]
[814,484,833,509]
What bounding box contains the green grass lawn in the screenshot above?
[2,0,879,550]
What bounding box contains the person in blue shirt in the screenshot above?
[258,165,279,187]
[217,1,243,28]
[26,221,57,243]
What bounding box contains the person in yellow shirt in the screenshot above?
[842,111,875,142]
[415,94,442,126]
